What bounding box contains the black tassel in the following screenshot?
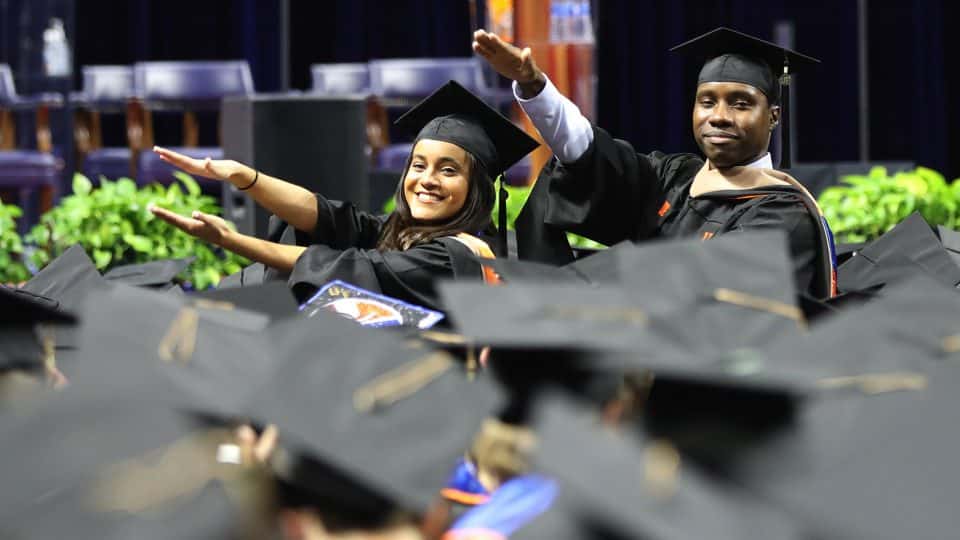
[779,60,792,169]
[498,177,509,257]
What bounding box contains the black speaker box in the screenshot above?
[221,95,369,238]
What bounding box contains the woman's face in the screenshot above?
[403,139,471,222]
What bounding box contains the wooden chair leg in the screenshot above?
[39,185,55,214]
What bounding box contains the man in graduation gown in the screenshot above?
[473,27,837,299]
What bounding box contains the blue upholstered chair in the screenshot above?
[71,65,135,183]
[0,64,64,232]
[369,57,489,100]
[309,63,370,95]
[130,61,254,190]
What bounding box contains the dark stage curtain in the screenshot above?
[288,0,474,91]
[595,0,959,179]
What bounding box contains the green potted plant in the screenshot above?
[0,202,31,284]
[818,166,960,243]
[26,173,248,290]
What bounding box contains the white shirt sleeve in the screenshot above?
[513,75,594,164]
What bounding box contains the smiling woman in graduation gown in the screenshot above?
[473,28,837,299]
[150,82,538,311]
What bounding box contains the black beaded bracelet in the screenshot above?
[238,169,259,191]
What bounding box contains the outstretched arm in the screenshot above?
[150,205,306,272]
[472,29,593,164]
[153,146,318,234]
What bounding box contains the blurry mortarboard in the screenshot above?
[936,224,960,267]
[0,391,220,520]
[523,394,802,540]
[0,285,75,325]
[0,285,75,373]
[0,392,272,538]
[21,244,108,348]
[21,244,107,313]
[646,273,959,468]
[73,284,275,417]
[248,312,503,519]
[395,80,539,178]
[442,231,803,356]
[103,257,194,288]
[217,262,267,289]
[838,212,960,292]
[2,480,251,540]
[478,241,629,284]
[712,359,960,540]
[193,281,299,320]
[670,27,820,168]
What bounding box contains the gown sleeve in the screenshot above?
[539,126,701,246]
[292,194,386,249]
[288,238,484,311]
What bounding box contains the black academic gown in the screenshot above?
[516,126,833,298]
[287,195,488,311]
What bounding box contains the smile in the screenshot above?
[415,192,446,203]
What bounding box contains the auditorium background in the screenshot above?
[0,0,958,283]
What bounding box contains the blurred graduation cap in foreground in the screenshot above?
[837,212,960,292]
[246,313,503,528]
[510,394,801,540]
[0,389,274,539]
[103,256,194,290]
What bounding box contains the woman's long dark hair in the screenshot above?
[376,150,495,251]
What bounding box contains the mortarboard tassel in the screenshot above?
[779,59,792,169]
[498,176,509,258]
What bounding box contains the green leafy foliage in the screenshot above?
[0,202,31,283]
[818,166,960,243]
[25,174,248,290]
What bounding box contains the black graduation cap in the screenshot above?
[646,273,957,469]
[936,224,960,267]
[246,311,503,523]
[670,27,821,168]
[72,283,275,418]
[442,231,804,361]
[837,212,960,292]
[21,244,107,313]
[102,257,194,289]
[709,359,960,539]
[191,281,300,320]
[395,80,539,179]
[395,80,541,256]
[0,286,75,376]
[0,391,271,538]
[475,240,630,285]
[0,284,75,326]
[20,244,109,349]
[517,394,802,540]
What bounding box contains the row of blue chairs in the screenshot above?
[0,58,531,229]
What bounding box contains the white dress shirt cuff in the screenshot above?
[513,75,594,164]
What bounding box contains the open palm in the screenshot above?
[472,29,541,84]
[149,204,232,246]
[153,146,244,183]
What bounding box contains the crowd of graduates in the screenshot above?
[1,27,959,540]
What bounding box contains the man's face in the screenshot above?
[692,82,779,168]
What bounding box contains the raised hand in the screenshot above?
[153,146,252,186]
[472,29,545,92]
[149,204,233,246]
